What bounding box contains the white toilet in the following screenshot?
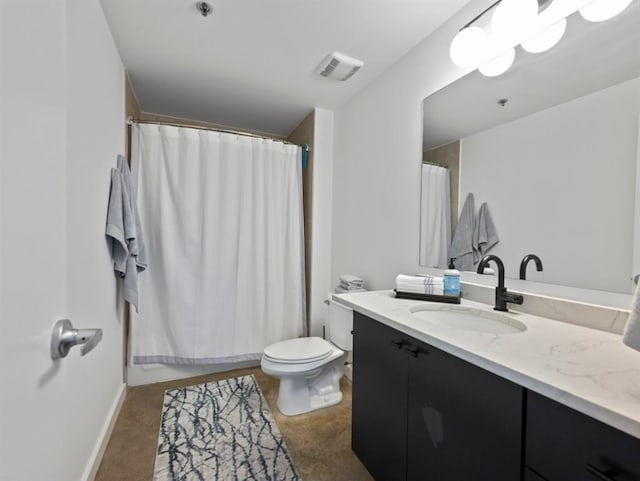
[261,299,353,416]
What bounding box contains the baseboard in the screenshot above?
[82,383,127,481]
[127,360,260,386]
[344,363,353,381]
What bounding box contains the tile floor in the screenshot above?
[94,367,373,481]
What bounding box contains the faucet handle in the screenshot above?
[503,291,523,305]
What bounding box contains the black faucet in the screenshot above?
[519,254,543,280]
[476,255,524,312]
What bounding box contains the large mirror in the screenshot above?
[420,0,640,294]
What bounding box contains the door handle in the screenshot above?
[390,340,409,349]
[51,319,103,360]
[403,346,422,358]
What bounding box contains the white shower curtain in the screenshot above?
[419,163,451,268]
[131,124,305,364]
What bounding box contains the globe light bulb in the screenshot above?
[521,18,567,53]
[491,0,539,44]
[580,0,633,22]
[450,26,490,67]
[479,47,515,77]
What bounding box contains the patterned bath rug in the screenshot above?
[154,374,301,481]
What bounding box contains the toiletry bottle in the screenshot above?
[444,259,461,296]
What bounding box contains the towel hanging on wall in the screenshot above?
[450,193,476,271]
[473,202,499,259]
[105,154,147,311]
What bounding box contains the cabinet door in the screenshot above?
[524,468,548,481]
[406,338,524,481]
[352,312,411,481]
[527,391,640,481]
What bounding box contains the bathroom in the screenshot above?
[2,0,640,480]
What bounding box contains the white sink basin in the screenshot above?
[410,305,527,334]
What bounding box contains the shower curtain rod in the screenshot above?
[423,160,449,169]
[126,116,298,146]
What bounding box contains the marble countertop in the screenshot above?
[333,290,640,439]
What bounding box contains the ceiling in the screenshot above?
[100,0,470,137]
[423,0,640,149]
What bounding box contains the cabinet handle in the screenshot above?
[403,346,421,358]
[390,340,408,349]
[586,464,618,481]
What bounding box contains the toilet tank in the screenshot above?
[328,298,353,351]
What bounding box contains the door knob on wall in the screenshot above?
[50,319,103,360]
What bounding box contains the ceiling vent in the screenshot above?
[316,52,364,81]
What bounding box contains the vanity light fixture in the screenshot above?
[580,0,633,22]
[450,0,635,77]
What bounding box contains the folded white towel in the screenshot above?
[335,285,366,294]
[396,280,443,290]
[339,279,365,289]
[395,274,443,286]
[339,274,364,285]
[336,284,366,292]
[623,282,640,351]
[396,285,444,296]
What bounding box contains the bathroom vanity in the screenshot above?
[335,290,640,481]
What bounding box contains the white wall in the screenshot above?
[460,77,640,293]
[309,108,335,336]
[67,1,127,478]
[0,1,125,479]
[331,1,481,289]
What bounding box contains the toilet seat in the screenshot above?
[263,337,333,364]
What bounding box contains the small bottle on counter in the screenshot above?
[443,258,461,296]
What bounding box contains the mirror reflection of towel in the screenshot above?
[450,193,475,271]
[473,202,499,260]
[623,281,640,352]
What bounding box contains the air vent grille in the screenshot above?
[315,52,364,81]
[320,58,340,77]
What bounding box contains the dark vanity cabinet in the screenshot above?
[406,334,523,481]
[352,312,524,481]
[526,391,640,481]
[351,312,411,481]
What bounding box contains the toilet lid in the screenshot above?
[264,337,333,364]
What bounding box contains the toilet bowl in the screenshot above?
[261,299,353,416]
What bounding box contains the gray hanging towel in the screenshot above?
[473,202,499,259]
[449,193,476,271]
[118,155,147,271]
[623,281,640,352]
[105,155,147,311]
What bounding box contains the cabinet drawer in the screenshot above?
[526,391,640,481]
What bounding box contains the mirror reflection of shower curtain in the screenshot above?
[419,164,451,267]
[130,123,305,365]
